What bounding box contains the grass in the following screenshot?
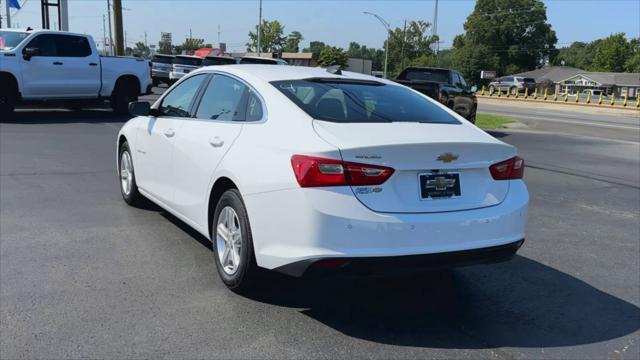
[475,113,517,129]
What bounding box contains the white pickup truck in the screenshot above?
[0,29,152,116]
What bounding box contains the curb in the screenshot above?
[476,95,640,111]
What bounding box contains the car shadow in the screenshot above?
[242,256,640,349]
[486,130,510,138]
[4,108,131,124]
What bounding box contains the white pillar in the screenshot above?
[59,0,69,30]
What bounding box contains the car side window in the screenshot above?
[245,90,264,121]
[159,74,206,118]
[195,74,247,121]
[24,34,57,57]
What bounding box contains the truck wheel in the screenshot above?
[111,81,138,115]
[152,79,160,87]
[0,83,17,118]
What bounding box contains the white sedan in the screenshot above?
[117,65,529,292]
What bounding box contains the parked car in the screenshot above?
[581,89,608,98]
[118,65,529,292]
[0,29,152,115]
[150,54,174,87]
[169,55,203,84]
[238,56,288,65]
[395,66,477,123]
[488,76,536,95]
[202,55,237,66]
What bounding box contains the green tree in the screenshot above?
[625,38,640,72]
[592,33,631,72]
[131,42,151,58]
[283,31,303,53]
[247,19,287,53]
[451,0,557,83]
[181,38,205,54]
[317,46,348,67]
[158,41,172,55]
[551,41,591,69]
[303,41,327,60]
[385,20,437,74]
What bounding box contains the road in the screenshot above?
[1,97,639,359]
[479,101,640,142]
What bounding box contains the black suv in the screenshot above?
[395,67,477,123]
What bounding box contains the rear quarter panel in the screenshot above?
[100,57,152,96]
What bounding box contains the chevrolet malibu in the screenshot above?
[117,65,529,292]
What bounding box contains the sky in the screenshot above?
[2,0,640,53]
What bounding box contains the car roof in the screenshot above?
[193,64,398,85]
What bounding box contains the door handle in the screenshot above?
[53,62,63,65]
[89,62,98,66]
[163,129,175,138]
[209,137,224,148]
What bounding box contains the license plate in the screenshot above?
[419,173,461,199]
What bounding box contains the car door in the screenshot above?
[20,34,100,99]
[135,74,208,206]
[171,73,254,227]
[452,72,473,118]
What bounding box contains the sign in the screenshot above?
[481,70,496,80]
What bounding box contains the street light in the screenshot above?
[363,11,391,79]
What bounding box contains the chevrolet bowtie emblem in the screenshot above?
[436,153,459,163]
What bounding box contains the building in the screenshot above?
[514,66,640,98]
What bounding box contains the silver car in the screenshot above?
[489,76,536,95]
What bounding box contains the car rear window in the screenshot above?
[401,68,449,83]
[523,77,536,83]
[271,78,461,124]
[152,55,173,64]
[174,57,203,66]
[202,57,237,66]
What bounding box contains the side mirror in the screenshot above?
[128,101,151,116]
[23,47,39,61]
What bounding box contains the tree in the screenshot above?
[592,33,632,72]
[247,19,287,53]
[283,31,303,53]
[181,38,205,54]
[317,46,348,68]
[625,38,640,72]
[451,0,557,84]
[385,20,437,74]
[303,41,327,60]
[131,42,150,58]
[158,41,172,55]
[551,41,592,69]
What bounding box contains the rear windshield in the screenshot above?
[0,31,29,50]
[152,55,174,64]
[272,78,460,124]
[174,57,203,66]
[239,57,278,65]
[202,57,237,66]
[401,68,449,83]
[522,77,536,83]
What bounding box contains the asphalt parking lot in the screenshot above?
[1,92,639,359]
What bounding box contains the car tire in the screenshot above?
[118,141,143,206]
[467,109,477,124]
[488,85,495,95]
[0,82,18,118]
[111,81,138,115]
[212,189,259,294]
[510,86,517,96]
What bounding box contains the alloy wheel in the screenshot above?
[216,206,243,275]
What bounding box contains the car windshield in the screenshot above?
[0,31,29,50]
[202,57,237,66]
[174,57,202,66]
[152,55,173,64]
[401,68,449,83]
[272,78,461,124]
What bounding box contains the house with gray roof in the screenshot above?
[514,66,640,98]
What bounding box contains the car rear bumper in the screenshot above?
[169,71,186,80]
[244,180,529,277]
[276,239,524,276]
[152,70,170,79]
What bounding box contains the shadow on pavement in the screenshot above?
[242,256,640,349]
[4,108,132,124]
[487,130,510,138]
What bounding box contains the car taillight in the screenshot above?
[291,155,394,187]
[490,156,524,180]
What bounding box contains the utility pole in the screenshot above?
[5,0,12,28]
[113,0,124,56]
[144,31,147,47]
[102,14,107,54]
[400,19,407,71]
[363,11,391,79]
[257,0,262,56]
[433,0,439,54]
[217,24,220,47]
[107,0,114,55]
